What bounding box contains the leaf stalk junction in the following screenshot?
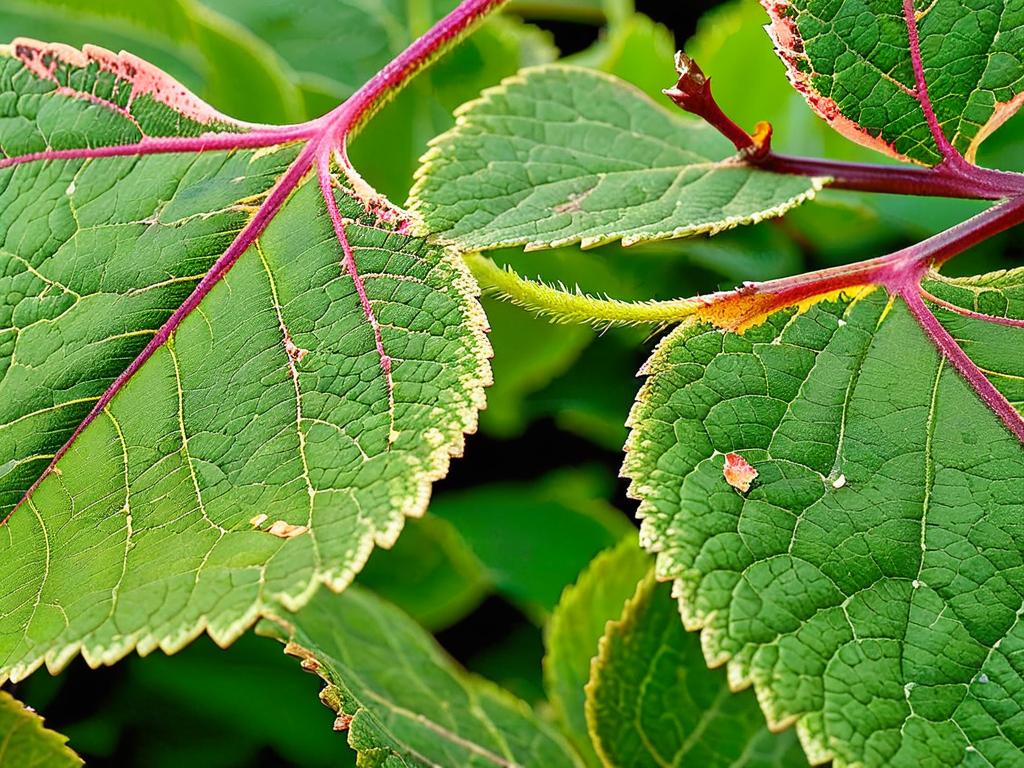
[6,0,1024,526]
[2,0,508,525]
[464,0,1024,443]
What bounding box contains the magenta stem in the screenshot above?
[711,196,1024,308]
[920,288,1024,328]
[316,150,395,393]
[2,140,320,525]
[319,0,508,138]
[761,153,1024,199]
[689,196,1024,444]
[880,196,1024,281]
[665,9,1024,199]
[902,0,972,171]
[0,125,317,170]
[901,288,1024,441]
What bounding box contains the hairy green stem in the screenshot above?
[465,253,703,326]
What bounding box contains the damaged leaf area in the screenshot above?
[0,690,82,767]
[0,6,492,683]
[722,451,757,493]
[408,66,825,251]
[258,586,581,767]
[763,0,1024,165]
[623,278,1024,766]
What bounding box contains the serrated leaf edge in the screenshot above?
[261,607,583,768]
[406,63,828,252]
[620,307,854,767]
[0,690,83,767]
[0,28,495,684]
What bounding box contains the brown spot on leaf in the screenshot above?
[285,337,309,364]
[10,37,239,128]
[333,714,353,732]
[554,188,594,214]
[723,452,757,493]
[266,520,308,539]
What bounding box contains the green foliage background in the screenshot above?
[1,0,1022,765]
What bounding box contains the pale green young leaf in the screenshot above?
[0,40,488,682]
[0,690,82,768]
[258,586,583,767]
[543,538,651,767]
[587,572,807,768]
[624,279,1024,766]
[408,66,825,251]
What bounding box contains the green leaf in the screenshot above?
[408,66,824,251]
[258,586,583,767]
[0,690,82,768]
[544,538,651,767]
[0,37,488,681]
[623,279,1024,766]
[587,572,807,768]
[764,0,1024,165]
[433,468,634,616]
[357,514,489,632]
[0,0,304,123]
[687,0,990,250]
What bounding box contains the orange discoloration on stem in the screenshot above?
[664,51,756,154]
[692,283,874,333]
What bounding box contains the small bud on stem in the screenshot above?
[663,52,771,159]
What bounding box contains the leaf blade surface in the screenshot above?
[259,585,583,767]
[409,66,824,250]
[0,691,82,768]
[587,572,807,768]
[0,34,489,682]
[763,0,1024,164]
[623,279,1024,766]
